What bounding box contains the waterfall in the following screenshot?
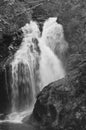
[0,17,67,123]
[6,21,40,122]
[38,17,66,89]
[39,40,65,89]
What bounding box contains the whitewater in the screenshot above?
[0,17,68,123]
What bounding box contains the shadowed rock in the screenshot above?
[32,53,86,130]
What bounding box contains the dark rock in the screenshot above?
[0,69,10,114]
[32,54,86,130]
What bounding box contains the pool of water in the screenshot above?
[0,122,37,130]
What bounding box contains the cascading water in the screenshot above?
[38,17,66,89]
[0,17,67,123]
[10,22,40,112]
[6,21,41,123]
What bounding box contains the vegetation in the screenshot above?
[0,0,86,130]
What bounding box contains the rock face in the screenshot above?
[33,54,86,130]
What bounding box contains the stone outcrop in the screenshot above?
[32,53,86,130]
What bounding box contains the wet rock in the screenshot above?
[0,29,23,114]
[0,69,10,114]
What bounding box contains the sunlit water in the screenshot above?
[0,17,68,124]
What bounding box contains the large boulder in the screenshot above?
[32,53,86,130]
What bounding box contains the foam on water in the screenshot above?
[38,17,66,89]
[0,17,67,123]
[6,21,40,123]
